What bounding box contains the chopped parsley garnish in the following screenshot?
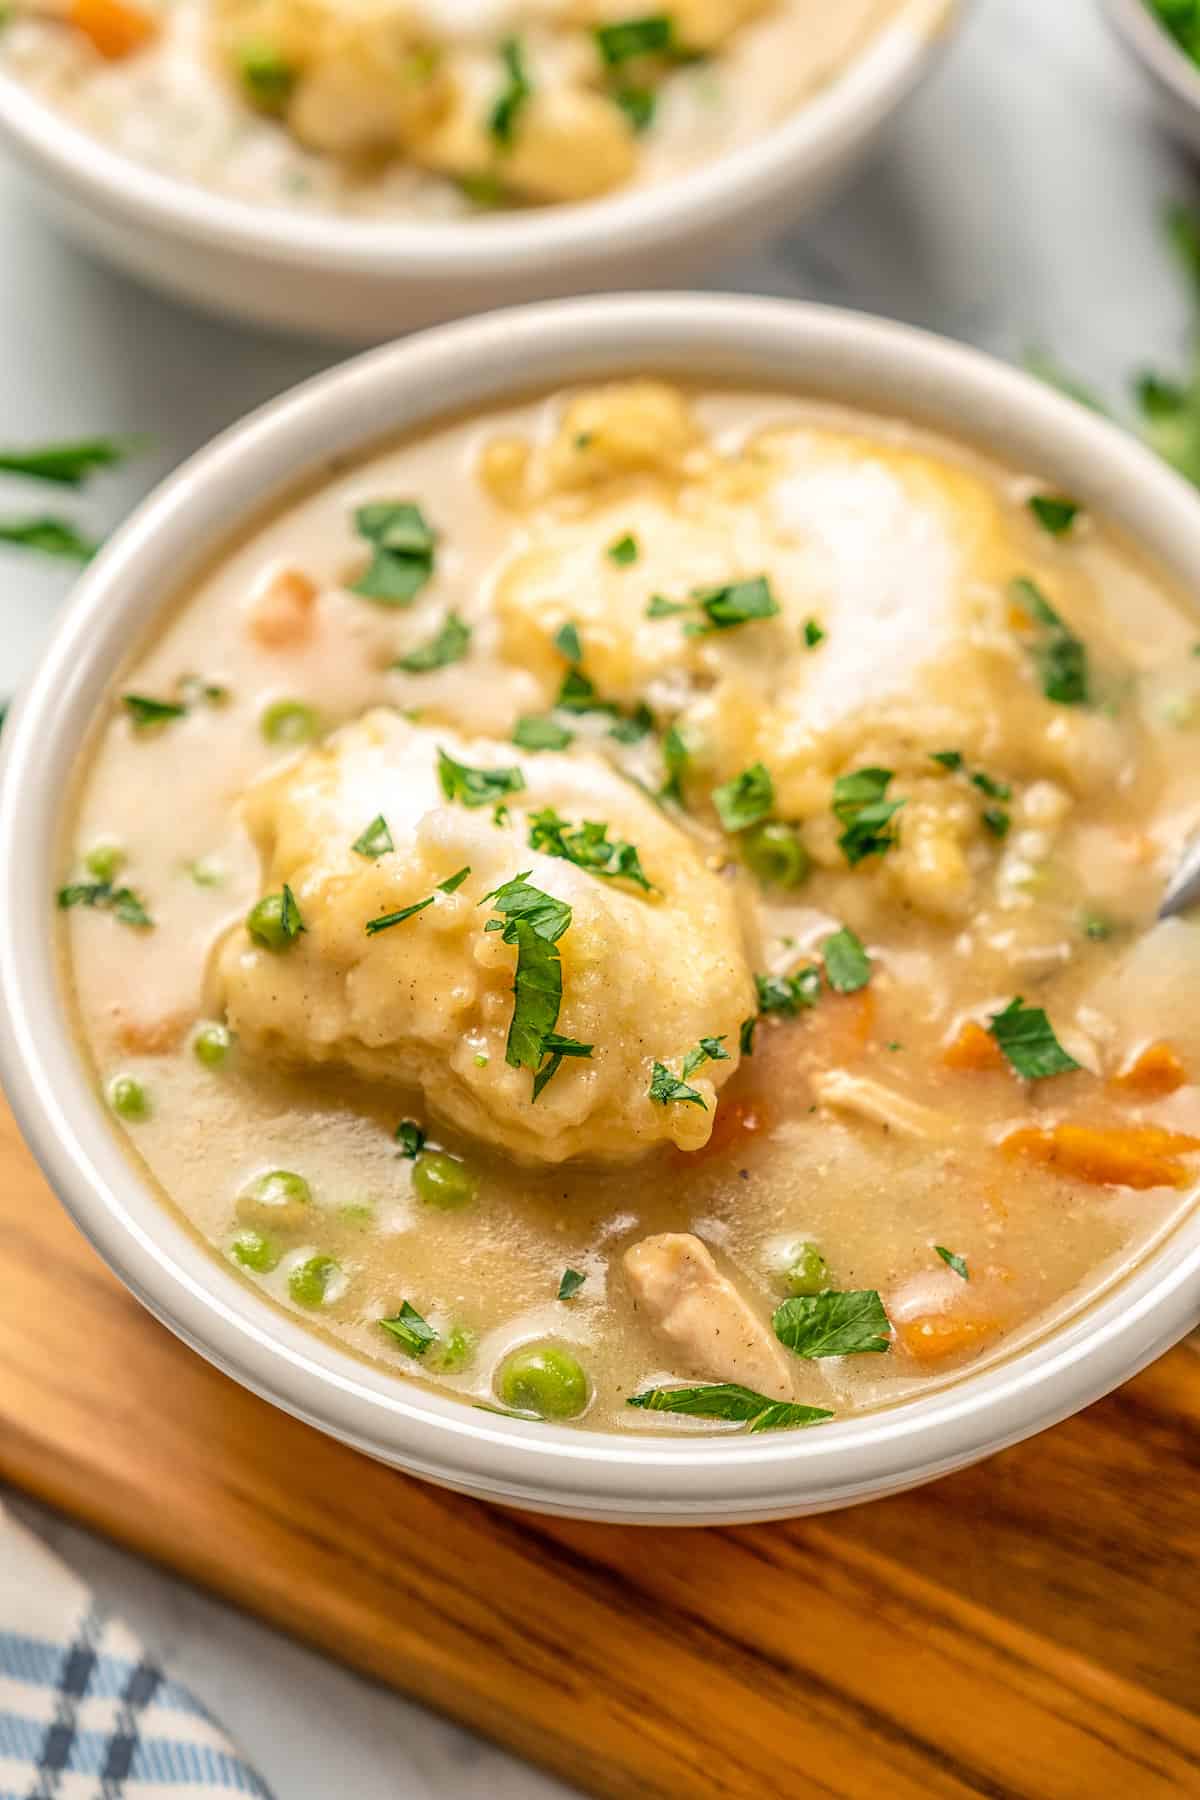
[123,693,187,730]
[513,715,574,752]
[614,84,656,131]
[691,574,779,633]
[437,746,526,807]
[822,926,871,993]
[351,815,394,859]
[683,1035,729,1077]
[489,36,531,145]
[803,618,825,648]
[528,807,653,891]
[988,995,1081,1079]
[365,896,435,933]
[970,770,1011,799]
[395,1120,425,1159]
[935,1245,969,1281]
[832,767,904,865]
[439,865,471,894]
[712,761,773,832]
[0,517,98,560]
[557,1268,586,1301]
[627,1382,834,1432]
[594,14,674,64]
[482,874,591,1097]
[982,806,1011,838]
[57,880,152,928]
[351,501,436,606]
[609,702,654,744]
[1029,493,1081,536]
[646,593,689,618]
[554,620,583,663]
[739,1015,756,1055]
[393,611,470,672]
[607,533,639,565]
[660,722,689,802]
[379,1301,438,1357]
[555,665,617,716]
[0,437,138,486]
[1010,577,1090,705]
[930,749,963,770]
[648,1036,727,1109]
[756,966,821,1015]
[773,1289,891,1358]
[1081,906,1116,941]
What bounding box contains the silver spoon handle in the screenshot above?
[1160,832,1200,919]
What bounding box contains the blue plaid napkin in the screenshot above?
[0,1505,274,1798]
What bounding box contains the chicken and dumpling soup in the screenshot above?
[59,382,1200,1434]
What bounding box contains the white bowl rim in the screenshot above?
[2,292,1199,1518]
[0,0,955,278]
[1104,0,1200,114]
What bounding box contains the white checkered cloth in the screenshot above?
[0,1505,273,1799]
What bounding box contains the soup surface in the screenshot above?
[1,0,904,215]
[60,381,1200,1435]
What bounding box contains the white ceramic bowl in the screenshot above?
[1104,0,1200,156]
[2,294,1198,1525]
[0,0,958,341]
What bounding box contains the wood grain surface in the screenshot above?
[1,1097,1197,1800]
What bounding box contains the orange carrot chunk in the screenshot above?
[895,1313,999,1364]
[1001,1121,1200,1190]
[69,0,158,59]
[676,1095,770,1163]
[1111,1041,1188,1099]
[943,1020,1006,1073]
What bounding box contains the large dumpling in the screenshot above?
[216,712,756,1162]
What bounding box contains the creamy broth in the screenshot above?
[60,382,1200,1434]
[2,0,902,216]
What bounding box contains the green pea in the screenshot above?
[783,1242,830,1297]
[261,699,318,745]
[187,856,226,888]
[742,821,810,889]
[232,1229,280,1273]
[430,1325,477,1374]
[237,1168,312,1232]
[193,1022,233,1069]
[288,1253,339,1309]
[108,1075,149,1121]
[495,1343,589,1419]
[238,41,297,109]
[84,842,126,883]
[412,1149,478,1210]
[246,891,298,951]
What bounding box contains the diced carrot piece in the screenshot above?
[1001,1121,1200,1190]
[113,1009,192,1055]
[896,1313,998,1363]
[943,1020,1005,1073]
[807,987,876,1069]
[1111,1041,1188,1099]
[69,0,157,58]
[676,1095,770,1163]
[249,569,317,648]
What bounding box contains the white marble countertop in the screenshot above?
[1,0,1196,1792]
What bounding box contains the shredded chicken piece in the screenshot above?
[811,1070,953,1140]
[623,1232,794,1399]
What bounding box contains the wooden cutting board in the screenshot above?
[1,1096,1198,1800]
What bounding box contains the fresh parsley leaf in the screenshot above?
[594,14,673,64]
[0,437,139,487]
[438,865,471,894]
[395,1120,425,1159]
[833,767,904,865]
[555,665,617,715]
[557,1268,586,1300]
[379,1301,438,1357]
[123,693,187,729]
[982,806,1011,838]
[0,516,98,560]
[970,770,1011,799]
[608,533,639,565]
[365,895,435,933]
[614,84,656,131]
[680,1035,729,1079]
[531,1032,593,1100]
[352,814,394,859]
[57,880,153,928]
[691,575,779,633]
[489,35,531,145]
[773,1289,891,1358]
[648,1060,707,1108]
[482,872,573,942]
[437,746,526,807]
[713,761,773,832]
[930,750,963,770]
[351,501,436,606]
[756,967,821,1015]
[660,723,689,801]
[483,876,586,1090]
[528,806,653,891]
[988,995,1081,1079]
[739,1015,756,1055]
[935,1245,969,1281]
[554,620,583,663]
[646,593,689,619]
[1029,493,1080,536]
[803,618,825,648]
[513,715,573,751]
[822,926,870,993]
[1010,577,1090,705]
[627,1382,834,1431]
[609,702,654,744]
[393,611,470,673]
